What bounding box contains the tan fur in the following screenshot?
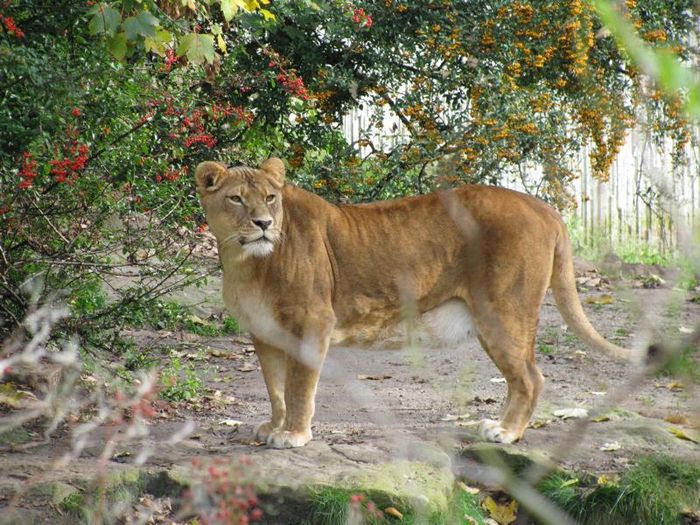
[195,159,630,448]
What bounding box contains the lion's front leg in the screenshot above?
[252,339,287,442]
[266,332,330,449]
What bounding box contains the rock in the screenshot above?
[166,439,454,515]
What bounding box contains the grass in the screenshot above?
[658,343,700,382]
[296,486,488,525]
[538,455,700,525]
[537,343,557,355]
[160,357,203,402]
[614,327,630,337]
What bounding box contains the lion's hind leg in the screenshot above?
[476,330,544,444]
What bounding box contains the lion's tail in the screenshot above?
[550,228,631,361]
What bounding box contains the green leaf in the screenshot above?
[220,0,250,21]
[88,3,121,36]
[107,32,128,60]
[176,33,217,65]
[217,34,227,54]
[144,28,172,55]
[122,10,160,40]
[259,8,275,21]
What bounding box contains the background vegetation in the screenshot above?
[1,0,696,342]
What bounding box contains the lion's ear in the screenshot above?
[260,157,286,189]
[195,161,228,195]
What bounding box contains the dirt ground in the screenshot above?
[1,260,699,523]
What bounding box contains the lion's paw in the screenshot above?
[266,429,312,449]
[479,419,519,444]
[254,421,280,442]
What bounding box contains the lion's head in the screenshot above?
[195,158,286,258]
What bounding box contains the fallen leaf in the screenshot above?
[482,496,517,525]
[357,374,392,380]
[441,413,470,421]
[529,419,551,429]
[457,481,480,494]
[585,294,614,305]
[664,414,690,425]
[237,363,258,372]
[559,478,579,488]
[0,382,27,407]
[218,419,243,428]
[384,507,403,519]
[678,326,694,334]
[207,348,228,358]
[187,314,209,326]
[489,377,506,383]
[554,408,589,419]
[588,391,607,396]
[668,427,699,443]
[597,474,619,486]
[665,381,685,391]
[600,441,621,451]
[591,414,611,423]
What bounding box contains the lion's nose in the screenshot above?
[253,219,272,231]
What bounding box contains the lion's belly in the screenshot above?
[331,299,476,349]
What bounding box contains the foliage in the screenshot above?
[160,357,202,401]
[539,455,700,525]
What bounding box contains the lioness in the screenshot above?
[195,158,631,448]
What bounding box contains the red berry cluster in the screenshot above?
[155,165,189,183]
[17,107,90,189]
[163,48,179,72]
[49,143,90,183]
[349,493,383,519]
[189,457,264,525]
[1,15,24,38]
[179,108,218,149]
[183,133,217,148]
[18,152,38,189]
[275,71,308,99]
[264,48,309,100]
[209,103,254,126]
[352,8,372,28]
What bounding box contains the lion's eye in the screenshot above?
[228,195,243,204]
[266,194,276,203]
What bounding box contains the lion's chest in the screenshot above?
[223,285,297,350]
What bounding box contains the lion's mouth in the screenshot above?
[240,236,273,246]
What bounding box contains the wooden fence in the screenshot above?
[569,130,699,254]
